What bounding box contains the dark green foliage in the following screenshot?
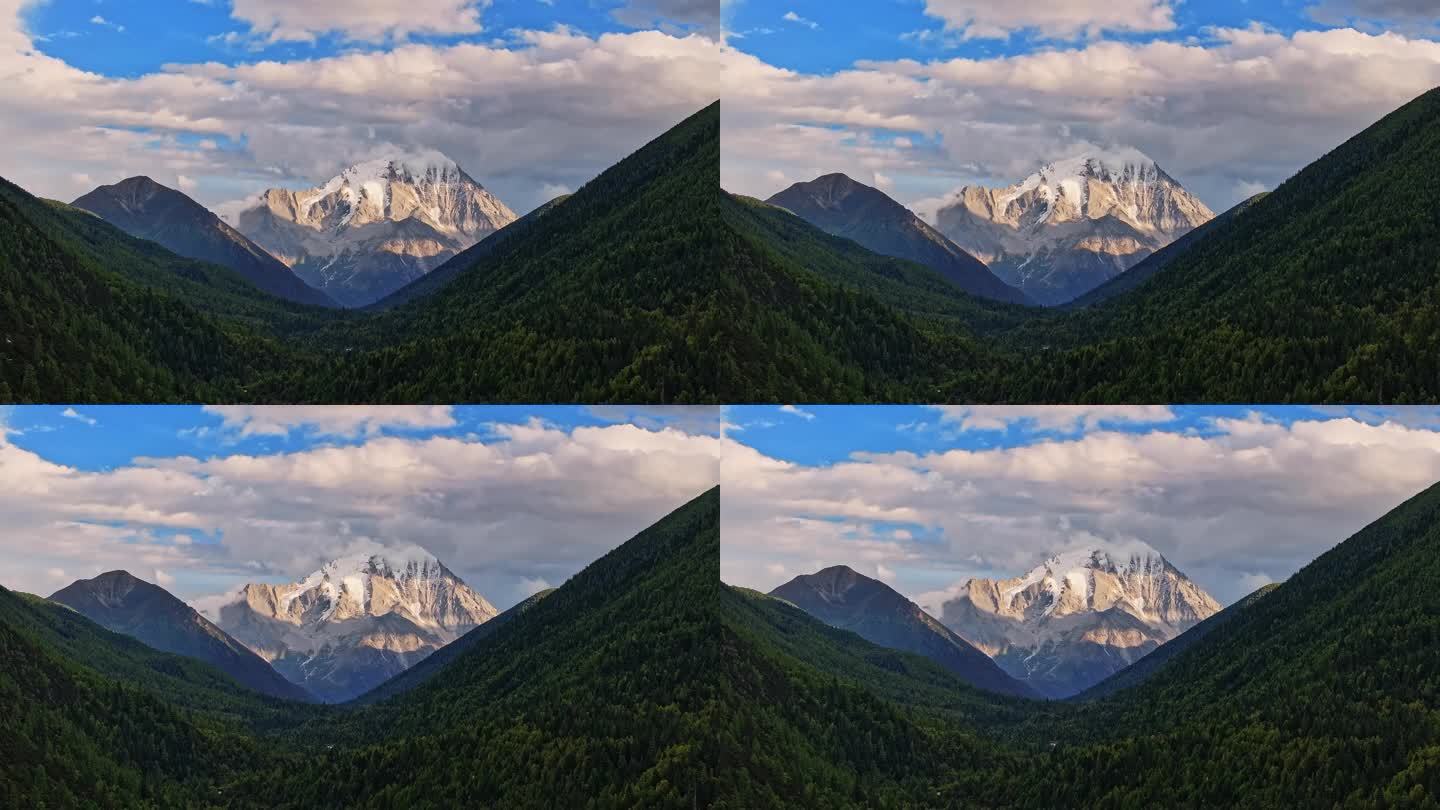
[720,85,1440,403]
[713,477,1440,807]
[237,488,721,809]
[0,587,306,809]
[0,488,722,809]
[1075,582,1280,700]
[1,105,728,403]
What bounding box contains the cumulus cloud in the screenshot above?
[613,0,721,34]
[223,0,487,43]
[721,26,1440,211]
[0,5,719,215]
[0,416,720,610]
[928,405,1175,434]
[720,413,1440,607]
[203,405,458,437]
[778,405,815,421]
[921,0,1175,40]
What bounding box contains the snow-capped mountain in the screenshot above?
[234,151,517,307]
[934,149,1214,305]
[209,547,498,702]
[936,540,1221,697]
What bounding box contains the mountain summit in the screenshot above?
[771,565,1037,698]
[235,152,517,307]
[50,570,311,701]
[210,547,498,702]
[766,173,1031,305]
[937,541,1221,697]
[935,150,1214,305]
[72,176,335,308]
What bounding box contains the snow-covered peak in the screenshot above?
[317,545,447,582]
[331,150,470,188]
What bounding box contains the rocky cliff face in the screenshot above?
[234,152,517,307]
[934,151,1214,305]
[211,548,498,702]
[938,542,1221,697]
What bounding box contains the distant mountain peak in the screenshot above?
[772,565,1038,698]
[766,173,1032,305]
[943,541,1220,697]
[71,175,335,307]
[235,148,517,307]
[50,570,311,701]
[934,146,1214,305]
[212,546,498,702]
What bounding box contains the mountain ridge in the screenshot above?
[72,176,335,308]
[938,541,1221,697]
[50,570,312,702]
[212,547,498,702]
[934,150,1215,305]
[235,151,516,307]
[766,173,1032,305]
[769,565,1038,698]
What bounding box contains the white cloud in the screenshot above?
[202,405,457,437]
[721,414,1440,606]
[59,407,97,426]
[778,405,816,421]
[920,0,1175,40]
[223,0,487,43]
[0,415,721,610]
[721,27,1440,211]
[928,406,1176,434]
[0,6,719,215]
[519,576,552,597]
[782,11,818,30]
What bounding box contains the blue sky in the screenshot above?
[720,0,1440,214]
[0,405,720,611]
[1,0,717,216]
[723,404,1439,466]
[728,0,1325,75]
[721,405,1440,608]
[24,0,688,78]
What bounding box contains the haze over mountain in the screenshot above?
[71,176,335,308]
[770,565,1036,698]
[211,547,498,702]
[934,150,1215,305]
[235,152,517,307]
[938,541,1222,697]
[766,174,1031,305]
[48,570,312,702]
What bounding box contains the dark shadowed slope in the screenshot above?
[1076,582,1279,700]
[73,176,335,308]
[354,588,554,704]
[767,173,1031,305]
[1066,192,1268,308]
[770,565,1037,698]
[240,487,722,807]
[51,570,312,702]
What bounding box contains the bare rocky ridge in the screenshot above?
[50,570,312,702]
[210,547,498,702]
[935,150,1214,305]
[235,152,517,307]
[937,541,1221,697]
[72,176,336,308]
